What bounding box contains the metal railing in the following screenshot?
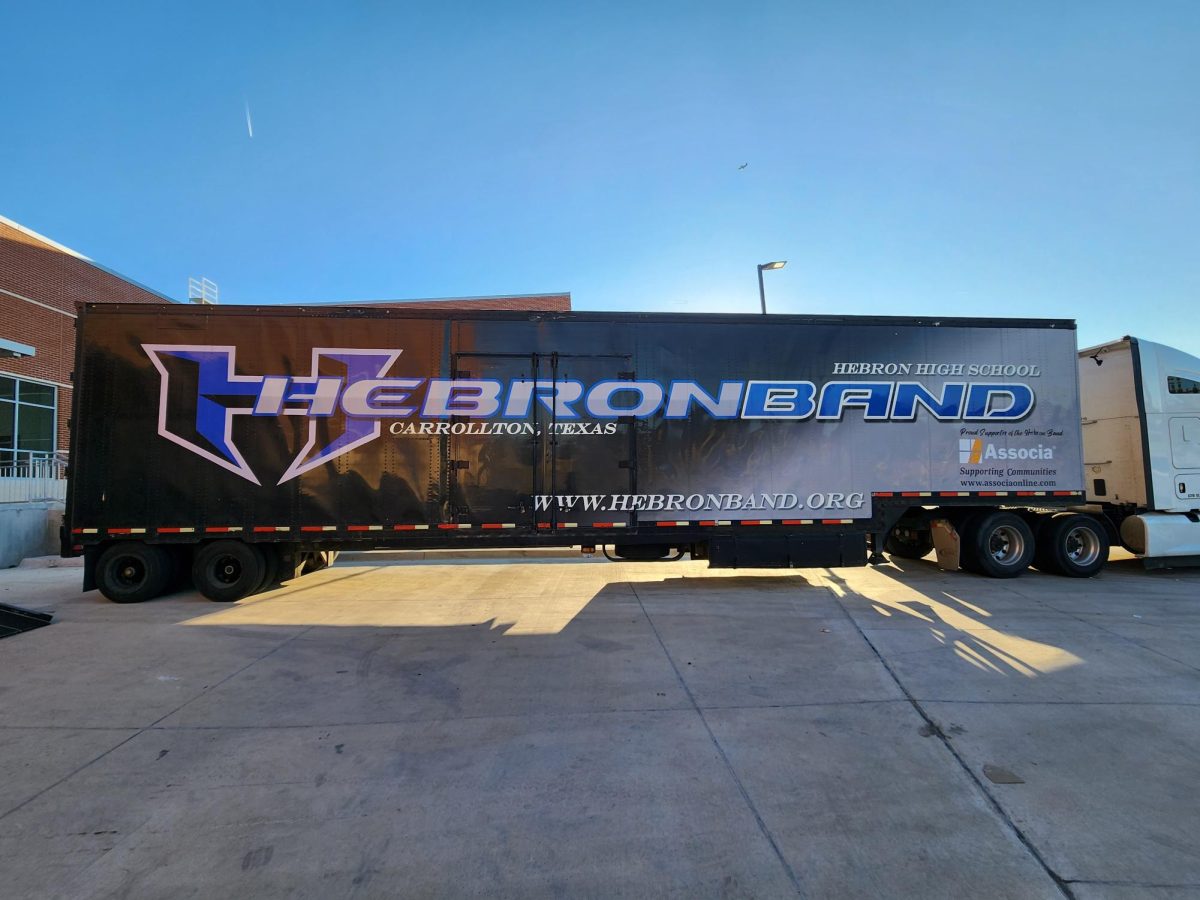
[0,450,67,503]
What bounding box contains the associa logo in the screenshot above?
[959,438,1054,464]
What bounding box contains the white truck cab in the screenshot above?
[1079,337,1200,566]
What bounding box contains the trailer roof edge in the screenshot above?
[78,304,1077,330]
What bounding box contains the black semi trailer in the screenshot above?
[63,303,1103,602]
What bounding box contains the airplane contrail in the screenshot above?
[245,101,253,138]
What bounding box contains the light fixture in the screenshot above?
[756,261,787,314]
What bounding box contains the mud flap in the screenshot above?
[930,518,961,571]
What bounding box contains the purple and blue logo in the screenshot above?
[145,345,400,485]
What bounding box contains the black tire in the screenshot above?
[1033,513,1109,577]
[255,545,281,593]
[959,511,1034,578]
[885,527,934,560]
[611,544,672,561]
[192,541,266,602]
[95,543,173,603]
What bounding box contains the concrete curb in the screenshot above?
[17,555,84,569]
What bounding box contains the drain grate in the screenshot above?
[0,604,53,639]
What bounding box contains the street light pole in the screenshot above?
[756,261,787,314]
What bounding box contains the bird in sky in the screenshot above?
[737,162,748,170]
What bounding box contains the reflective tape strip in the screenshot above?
[481,523,517,529]
[205,526,243,533]
[781,519,814,525]
[979,491,1008,497]
[873,492,894,498]
[716,520,732,526]
[394,524,430,531]
[739,520,773,526]
[81,528,98,534]
[347,525,384,532]
[301,525,337,532]
[697,520,717,527]
[1053,491,1078,496]
[158,527,195,534]
[107,528,144,535]
[253,526,291,533]
[656,521,689,527]
[822,518,854,525]
[537,522,551,529]
[557,522,578,529]
[939,491,969,497]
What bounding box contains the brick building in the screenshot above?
[0,216,174,467]
[0,214,570,470]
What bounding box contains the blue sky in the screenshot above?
[3,1,1197,350]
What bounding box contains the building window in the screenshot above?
[0,374,57,468]
[1168,375,1200,395]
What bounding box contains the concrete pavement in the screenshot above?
[0,552,1197,898]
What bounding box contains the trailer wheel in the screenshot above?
[960,511,1034,578]
[192,541,266,602]
[1034,513,1109,577]
[255,545,281,593]
[884,528,934,560]
[96,543,173,603]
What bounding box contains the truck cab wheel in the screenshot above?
[192,541,266,602]
[96,543,173,603]
[960,511,1035,578]
[1034,513,1109,577]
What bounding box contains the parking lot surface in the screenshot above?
[1,552,1198,899]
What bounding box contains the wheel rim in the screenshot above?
[213,555,243,585]
[1064,526,1101,566]
[988,525,1026,565]
[114,557,146,587]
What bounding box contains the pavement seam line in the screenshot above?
[1062,880,1200,888]
[629,582,806,898]
[825,572,1077,900]
[11,695,1200,734]
[0,625,314,823]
